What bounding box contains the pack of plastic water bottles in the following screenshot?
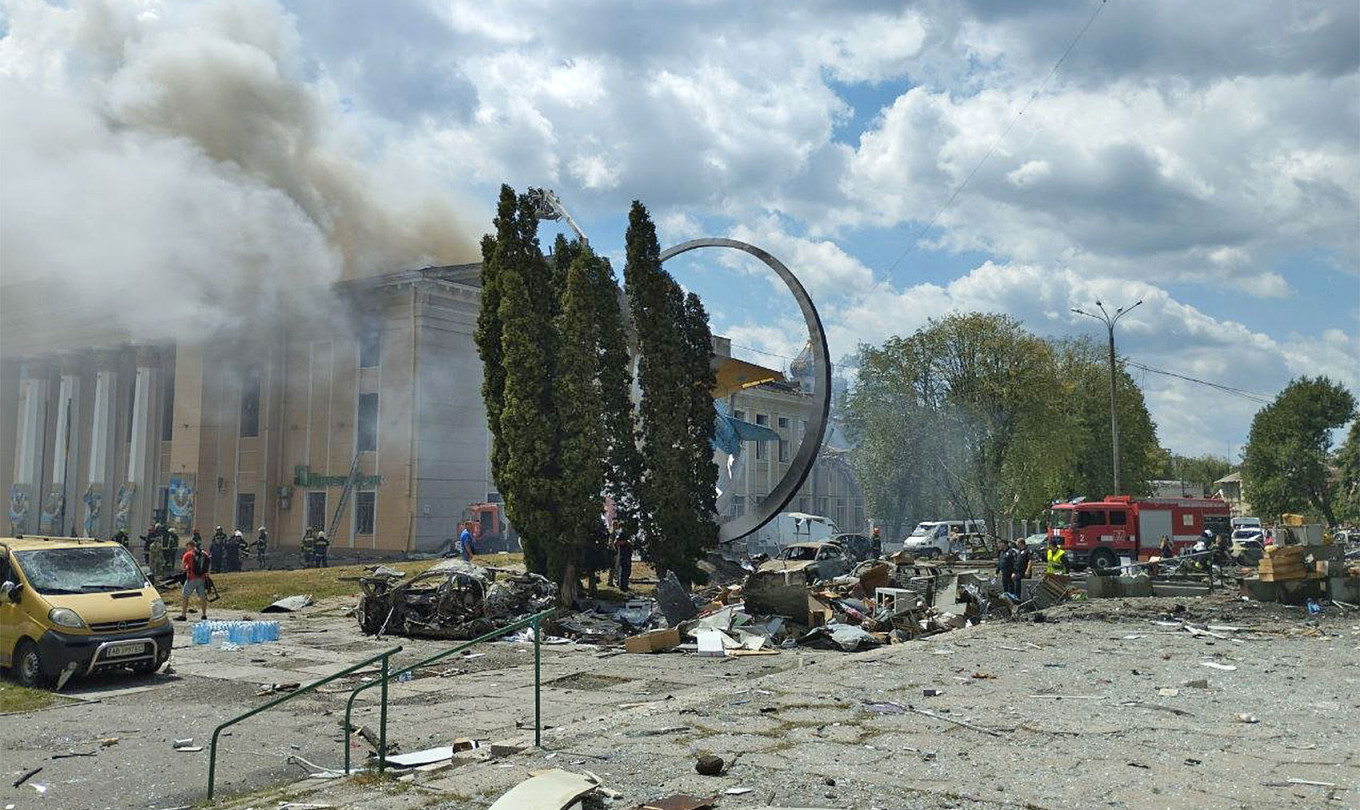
[192,619,280,646]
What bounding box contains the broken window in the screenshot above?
[357,393,379,452]
[15,547,146,594]
[359,330,381,369]
[239,369,261,438]
[356,491,376,535]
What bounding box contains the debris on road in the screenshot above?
[263,595,315,613]
[486,768,607,810]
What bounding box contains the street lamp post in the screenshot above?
[1072,299,1142,494]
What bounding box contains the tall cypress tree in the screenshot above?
[474,187,517,492]
[625,202,714,585]
[681,292,719,561]
[494,190,560,576]
[593,256,646,544]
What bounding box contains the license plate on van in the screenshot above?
[107,642,146,658]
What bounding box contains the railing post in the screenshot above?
[207,729,219,800]
[378,653,389,775]
[533,614,541,748]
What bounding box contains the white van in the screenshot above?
[902,519,986,557]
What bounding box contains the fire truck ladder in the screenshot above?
[328,450,362,539]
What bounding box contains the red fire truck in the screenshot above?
[1047,495,1232,572]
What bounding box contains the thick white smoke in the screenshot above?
[0,0,477,346]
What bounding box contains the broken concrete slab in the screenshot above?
[486,768,600,810]
[262,595,314,613]
[656,572,700,625]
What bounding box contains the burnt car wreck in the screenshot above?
[354,560,555,640]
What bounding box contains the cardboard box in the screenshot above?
[623,627,682,654]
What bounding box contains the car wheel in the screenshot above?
[14,639,52,688]
[130,659,161,677]
[1089,548,1118,575]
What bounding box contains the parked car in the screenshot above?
[1,536,173,688]
[757,541,854,581]
[830,532,876,562]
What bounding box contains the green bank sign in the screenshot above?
[293,465,383,488]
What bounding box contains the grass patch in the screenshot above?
[161,553,525,613]
[0,680,71,713]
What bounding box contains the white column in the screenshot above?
[127,365,154,484]
[51,375,75,486]
[84,368,116,536]
[10,370,47,534]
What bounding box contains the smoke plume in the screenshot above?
[0,0,477,348]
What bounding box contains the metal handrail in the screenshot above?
[342,608,555,774]
[207,645,402,800]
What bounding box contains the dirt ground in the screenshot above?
[2,591,1356,810]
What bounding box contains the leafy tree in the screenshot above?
[592,254,647,543]
[474,187,516,494]
[1243,376,1356,525]
[1050,338,1159,500]
[680,292,719,564]
[1147,448,1234,495]
[1335,420,1360,524]
[552,247,607,604]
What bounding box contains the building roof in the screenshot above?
[1214,472,1242,484]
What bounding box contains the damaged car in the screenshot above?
[355,559,555,640]
[757,541,854,581]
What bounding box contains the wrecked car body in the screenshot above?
[355,559,555,640]
[757,541,853,581]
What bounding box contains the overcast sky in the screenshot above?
[2,0,1357,460]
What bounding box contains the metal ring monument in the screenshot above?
[658,238,832,544]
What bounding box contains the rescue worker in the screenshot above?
[161,527,180,577]
[312,530,330,568]
[112,528,130,548]
[459,524,474,562]
[147,531,165,580]
[256,526,269,570]
[225,529,244,572]
[1013,538,1032,599]
[997,540,1017,597]
[207,528,225,573]
[300,527,317,567]
[871,526,883,558]
[140,522,161,566]
[1044,536,1069,576]
[1159,535,1174,560]
[615,532,633,592]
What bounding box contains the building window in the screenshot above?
[755,414,767,459]
[306,491,327,532]
[161,371,175,441]
[355,491,375,535]
[357,393,379,452]
[236,493,256,531]
[733,409,745,422]
[359,330,381,369]
[239,369,261,438]
[778,438,790,463]
[732,495,746,517]
[778,417,789,429]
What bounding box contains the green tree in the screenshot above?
[1147,449,1234,495]
[1242,376,1356,525]
[624,201,715,584]
[680,292,719,563]
[1050,338,1159,500]
[491,190,561,576]
[593,255,647,543]
[474,187,516,493]
[1335,420,1360,524]
[552,247,607,604]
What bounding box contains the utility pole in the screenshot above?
[1072,299,1142,494]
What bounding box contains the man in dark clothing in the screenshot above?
[112,528,130,547]
[162,528,180,575]
[255,526,269,570]
[224,529,242,572]
[313,531,330,568]
[998,542,1018,599]
[207,529,225,573]
[615,533,633,592]
[140,523,159,565]
[1012,539,1031,599]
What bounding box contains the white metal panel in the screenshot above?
[1139,509,1172,550]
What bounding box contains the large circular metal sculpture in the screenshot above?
[658,238,831,544]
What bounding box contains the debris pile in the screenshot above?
[354,559,555,640]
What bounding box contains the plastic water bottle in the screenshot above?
[193,622,210,645]
[269,621,280,641]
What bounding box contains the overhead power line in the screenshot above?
[1125,360,1274,405]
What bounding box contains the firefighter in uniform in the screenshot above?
[313,531,330,568]
[161,527,180,577]
[255,526,269,570]
[301,527,316,567]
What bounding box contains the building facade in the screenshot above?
[2,265,491,553]
[715,339,866,535]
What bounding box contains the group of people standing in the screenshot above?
[997,536,1070,600]
[125,523,269,579]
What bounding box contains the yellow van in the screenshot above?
[1,536,173,688]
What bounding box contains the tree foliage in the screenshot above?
[1148,449,1234,495]
[624,202,717,585]
[1336,420,1360,524]
[477,191,711,599]
[844,315,1161,539]
[1242,376,1356,525]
